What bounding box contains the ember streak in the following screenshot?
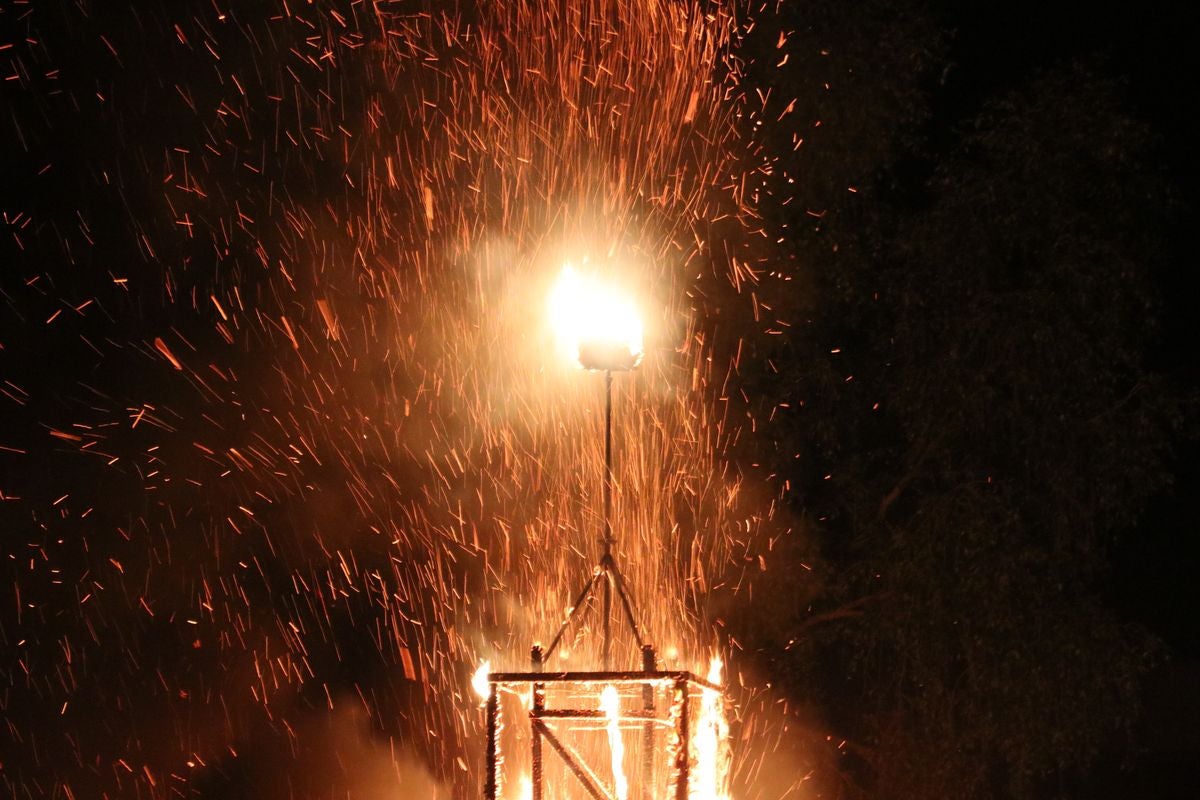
[1,1,805,797]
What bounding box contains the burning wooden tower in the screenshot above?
[479,267,731,800]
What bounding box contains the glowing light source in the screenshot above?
[548,265,643,371]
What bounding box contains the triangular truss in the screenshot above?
[481,366,727,798]
[543,551,646,670]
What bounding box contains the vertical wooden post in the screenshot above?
[485,683,500,800]
[674,678,690,800]
[531,645,545,800]
[641,645,656,798]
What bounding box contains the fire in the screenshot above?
[548,265,644,369]
[600,685,629,800]
[705,657,722,689]
[692,658,731,800]
[472,660,491,701]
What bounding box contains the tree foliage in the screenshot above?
[732,5,1183,796]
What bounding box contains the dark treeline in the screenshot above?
[721,1,1198,797]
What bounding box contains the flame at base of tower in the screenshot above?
[690,659,732,800]
[479,661,732,800]
[601,685,630,800]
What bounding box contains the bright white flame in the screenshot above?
[516,774,532,800]
[692,658,731,800]
[471,660,491,701]
[601,685,629,800]
[705,656,723,686]
[548,265,643,367]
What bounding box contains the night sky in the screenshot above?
[949,0,1200,639]
[938,2,1200,632]
[2,1,1198,799]
[937,1,1200,795]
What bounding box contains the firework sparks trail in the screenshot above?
[0,0,821,797]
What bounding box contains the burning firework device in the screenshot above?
[481,269,729,800]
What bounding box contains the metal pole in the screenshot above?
[609,560,646,649]
[544,569,603,661]
[602,369,613,669]
[603,569,612,670]
[603,369,613,554]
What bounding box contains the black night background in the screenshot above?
[2,1,1197,798]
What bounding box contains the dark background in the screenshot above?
[962,1,1200,793]
[946,0,1200,676]
[853,0,1200,794]
[2,1,1198,798]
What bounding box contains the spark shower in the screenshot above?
[1,1,802,797]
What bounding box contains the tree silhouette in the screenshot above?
[734,12,1185,792]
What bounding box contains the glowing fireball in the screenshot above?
[548,265,644,371]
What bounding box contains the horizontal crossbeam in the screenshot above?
[535,708,665,722]
[489,669,719,693]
